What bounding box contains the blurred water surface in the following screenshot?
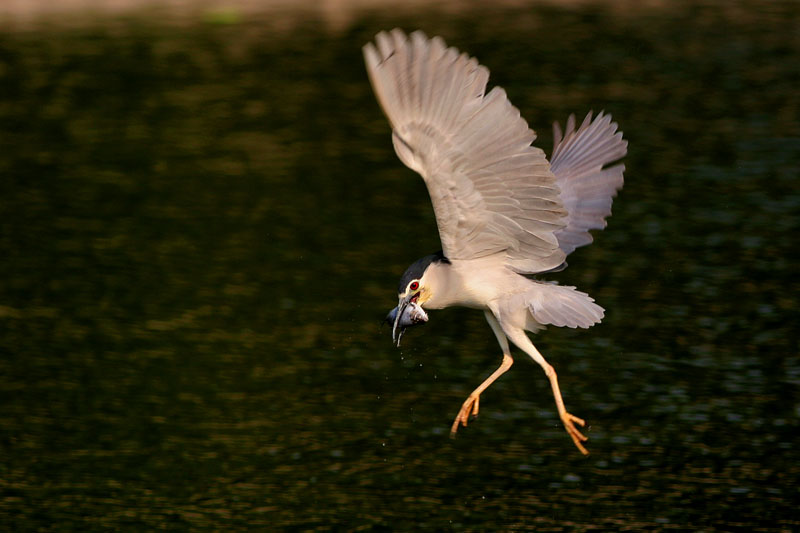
[1,2,798,530]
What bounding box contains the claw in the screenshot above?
[450,394,480,436]
[561,411,589,455]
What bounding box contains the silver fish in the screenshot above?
[385,301,428,346]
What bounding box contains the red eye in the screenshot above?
[410,281,419,291]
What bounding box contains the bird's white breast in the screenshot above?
[423,255,526,310]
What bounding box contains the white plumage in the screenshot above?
[367,30,626,455]
[364,29,567,274]
[551,111,627,255]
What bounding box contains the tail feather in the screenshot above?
[527,281,604,329]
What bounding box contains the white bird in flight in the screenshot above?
[366,29,626,454]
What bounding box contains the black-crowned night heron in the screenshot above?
[365,30,626,455]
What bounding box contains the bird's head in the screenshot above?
[385,251,449,346]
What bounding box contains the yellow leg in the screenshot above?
[450,311,514,436]
[503,326,590,455]
[450,353,513,435]
[542,361,589,455]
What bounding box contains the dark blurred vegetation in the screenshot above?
[0,1,798,530]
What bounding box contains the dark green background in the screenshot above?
[1,2,798,529]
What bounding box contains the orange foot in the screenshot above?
[562,411,589,455]
[449,394,480,436]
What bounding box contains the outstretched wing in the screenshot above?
[550,111,627,256]
[364,29,567,274]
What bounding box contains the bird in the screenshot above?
[364,29,626,455]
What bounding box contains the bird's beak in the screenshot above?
[385,292,428,347]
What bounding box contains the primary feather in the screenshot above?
[550,111,627,255]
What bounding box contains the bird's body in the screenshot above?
[421,255,510,310]
[421,256,602,330]
[365,29,626,454]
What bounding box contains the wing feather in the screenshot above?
[364,29,567,273]
[550,111,627,255]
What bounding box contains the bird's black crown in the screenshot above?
[397,251,450,294]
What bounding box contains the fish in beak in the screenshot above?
[385,293,428,347]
